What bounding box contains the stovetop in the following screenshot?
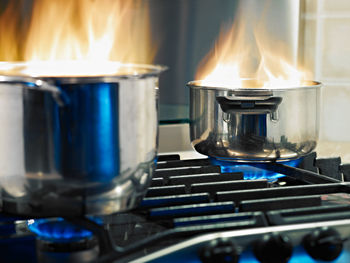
[2,152,350,263]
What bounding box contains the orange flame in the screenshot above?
[0,0,156,75]
[0,0,27,61]
[196,4,310,88]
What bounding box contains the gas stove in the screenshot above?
[2,152,350,262]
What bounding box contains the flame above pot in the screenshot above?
[0,0,156,75]
[196,1,311,89]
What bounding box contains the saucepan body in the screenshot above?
[0,62,165,216]
[188,79,322,162]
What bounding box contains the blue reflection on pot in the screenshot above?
[52,82,120,183]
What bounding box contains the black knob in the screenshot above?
[303,227,344,261]
[199,238,240,263]
[253,232,293,263]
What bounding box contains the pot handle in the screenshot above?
[216,96,282,114]
[0,75,68,106]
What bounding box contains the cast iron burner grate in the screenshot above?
[3,152,350,263]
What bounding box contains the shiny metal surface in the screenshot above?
[188,80,321,162]
[0,63,163,216]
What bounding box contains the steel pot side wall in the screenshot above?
[0,77,159,216]
[189,86,320,162]
[118,78,159,178]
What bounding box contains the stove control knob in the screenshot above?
[253,232,293,263]
[199,238,240,263]
[303,227,344,261]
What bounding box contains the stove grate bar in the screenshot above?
[140,193,210,209]
[239,195,322,212]
[156,158,211,169]
[146,185,186,197]
[149,201,235,219]
[262,163,340,184]
[191,179,268,195]
[315,157,342,180]
[157,155,180,161]
[267,204,350,225]
[154,166,221,178]
[216,183,350,202]
[150,178,163,187]
[298,151,317,172]
[168,172,243,186]
[341,164,350,182]
[173,211,266,227]
[172,220,268,237]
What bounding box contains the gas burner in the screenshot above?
[27,218,100,263]
[27,218,97,242]
[210,158,302,181]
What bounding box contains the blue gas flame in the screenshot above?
[211,158,301,181]
[27,217,102,242]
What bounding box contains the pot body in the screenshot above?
[189,81,321,162]
[0,64,163,216]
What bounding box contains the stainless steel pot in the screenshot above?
[188,79,321,162]
[0,62,165,216]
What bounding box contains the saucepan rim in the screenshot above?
[0,61,167,84]
[187,79,322,92]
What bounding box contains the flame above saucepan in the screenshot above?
[0,0,156,75]
[196,0,311,88]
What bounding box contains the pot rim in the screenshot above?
[0,61,167,84]
[187,79,322,91]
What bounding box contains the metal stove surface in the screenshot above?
[3,152,350,263]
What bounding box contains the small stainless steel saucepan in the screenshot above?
[188,79,322,162]
[0,61,165,216]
